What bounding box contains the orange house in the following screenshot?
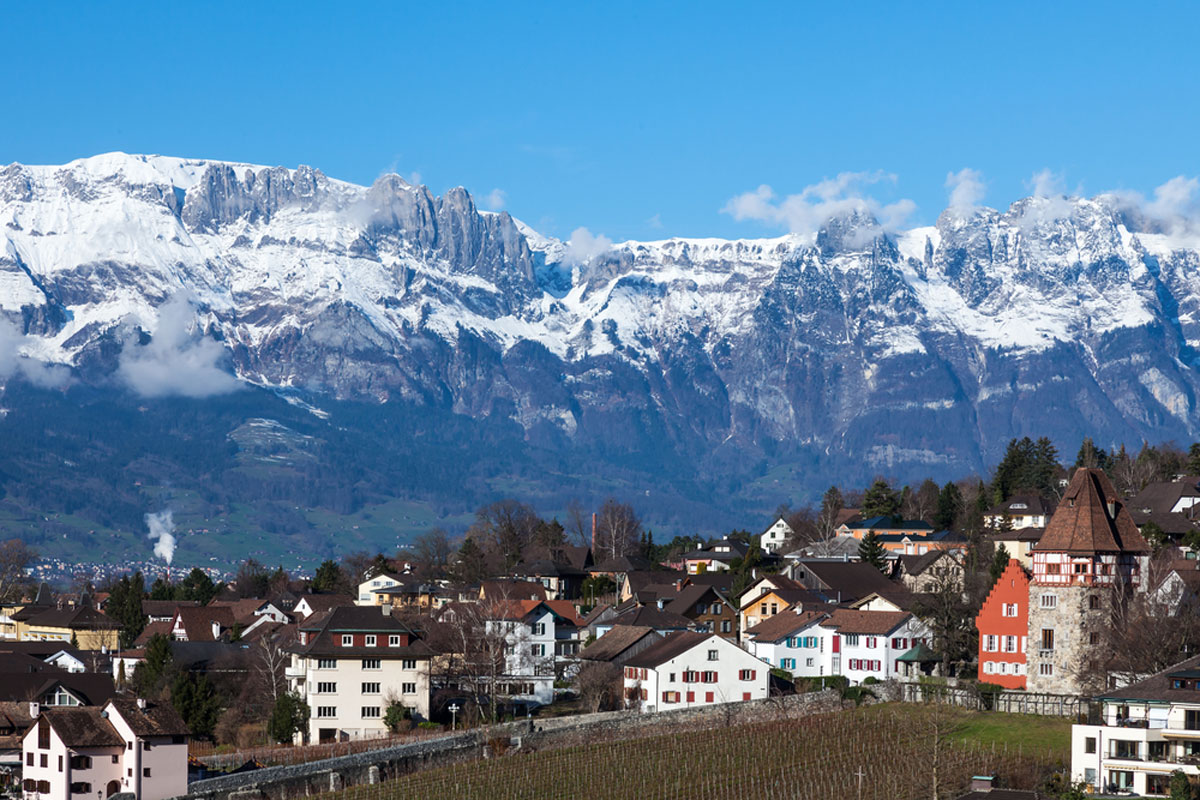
[975,559,1030,689]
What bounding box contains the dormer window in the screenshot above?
[1011,503,1028,510]
[365,635,376,647]
[341,635,353,646]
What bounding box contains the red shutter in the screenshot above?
[705,692,714,703]
[641,688,647,700]
[686,691,694,702]
[743,692,751,701]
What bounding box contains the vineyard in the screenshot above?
[312,705,1067,800]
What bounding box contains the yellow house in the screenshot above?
[739,587,818,637]
[12,602,121,650]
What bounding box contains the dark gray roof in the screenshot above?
[625,631,712,669]
[578,626,661,662]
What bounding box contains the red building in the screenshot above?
[975,558,1030,689]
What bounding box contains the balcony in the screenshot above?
[284,665,306,680]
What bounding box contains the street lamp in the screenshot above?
[448,702,460,731]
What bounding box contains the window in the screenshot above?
[844,634,860,646]
[37,781,50,794]
[1002,603,1018,617]
[316,706,336,718]
[720,620,732,633]
[662,691,680,703]
[402,659,416,670]
[682,670,698,682]
[769,604,777,614]
[362,682,380,694]
[389,635,400,647]
[707,649,719,661]
[112,756,118,764]
[1089,632,1100,645]
[1040,594,1057,608]
[317,658,336,669]
[316,682,337,694]
[342,635,353,646]
[1088,595,1101,610]
[984,635,997,652]
[365,635,376,646]
[70,783,92,794]
[532,623,545,636]
[70,755,92,770]
[1004,636,1017,653]
[1073,562,1088,574]
[891,637,907,650]
[40,754,47,768]
[38,721,49,749]
[143,768,151,778]
[739,669,757,680]
[806,658,814,667]
[1039,663,1053,676]
[402,682,416,694]
[1186,710,1200,731]
[1040,629,1054,650]
[866,637,877,649]
[362,706,381,718]
[982,661,993,674]
[25,753,31,767]
[701,671,717,683]
[362,659,381,670]
[668,672,676,683]
[1111,739,1140,760]
[1148,774,1172,795]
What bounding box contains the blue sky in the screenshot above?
[3,1,1198,241]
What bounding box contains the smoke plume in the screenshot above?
[146,510,177,565]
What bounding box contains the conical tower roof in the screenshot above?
[1034,468,1149,555]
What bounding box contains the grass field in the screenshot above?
[313,704,1067,800]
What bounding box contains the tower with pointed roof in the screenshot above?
[1025,468,1149,694]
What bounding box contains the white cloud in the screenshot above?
[721,171,914,238]
[0,317,71,389]
[1028,168,1066,198]
[945,168,986,214]
[646,213,663,229]
[563,227,613,266]
[1145,176,1200,226]
[117,294,241,398]
[1019,169,1078,229]
[483,188,507,211]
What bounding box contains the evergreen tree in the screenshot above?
[179,567,218,605]
[861,479,901,521]
[148,577,175,601]
[107,572,147,649]
[858,532,887,572]
[452,538,488,585]
[1076,437,1110,470]
[171,672,222,740]
[268,692,311,743]
[934,482,963,531]
[310,560,345,594]
[989,544,1011,583]
[1188,443,1200,476]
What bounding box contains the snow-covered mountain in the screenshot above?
[4,152,1200,500]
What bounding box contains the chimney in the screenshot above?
[28,702,39,719]
[1107,499,1117,518]
[136,697,147,710]
[382,603,393,616]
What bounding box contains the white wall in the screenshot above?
[292,653,431,742]
[625,635,768,713]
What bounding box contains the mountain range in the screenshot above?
[2,153,1199,566]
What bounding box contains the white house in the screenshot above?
[759,518,794,554]
[1070,654,1200,796]
[622,631,769,713]
[355,572,406,606]
[287,605,434,743]
[481,600,558,706]
[20,697,189,800]
[745,608,928,685]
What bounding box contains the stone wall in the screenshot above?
[1026,583,1105,695]
[179,690,843,800]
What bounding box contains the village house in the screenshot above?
[355,571,407,605]
[680,537,750,574]
[577,626,663,668]
[738,582,823,637]
[1127,477,1200,541]
[622,631,768,713]
[975,559,1031,689]
[1026,469,1150,695]
[168,606,235,642]
[743,611,828,676]
[480,600,560,706]
[986,495,1057,530]
[786,558,906,605]
[759,517,793,553]
[986,527,1044,569]
[836,516,933,540]
[663,584,739,640]
[287,605,434,743]
[1070,653,1200,795]
[20,697,188,800]
[894,550,964,593]
[292,594,355,620]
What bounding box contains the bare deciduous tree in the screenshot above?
[0,539,35,603]
[572,661,621,713]
[594,498,642,562]
[411,527,454,580]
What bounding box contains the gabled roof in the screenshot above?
[624,631,713,669]
[20,604,121,631]
[590,555,655,574]
[542,600,585,626]
[842,517,933,531]
[479,580,548,601]
[793,559,902,603]
[987,495,1056,517]
[607,605,693,632]
[1099,653,1200,703]
[578,626,661,662]
[820,609,911,636]
[1128,477,1200,514]
[1034,468,1150,555]
[142,599,199,617]
[294,594,355,616]
[0,672,115,705]
[664,584,730,617]
[174,606,235,641]
[897,550,954,577]
[744,610,826,642]
[109,697,190,737]
[33,708,123,748]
